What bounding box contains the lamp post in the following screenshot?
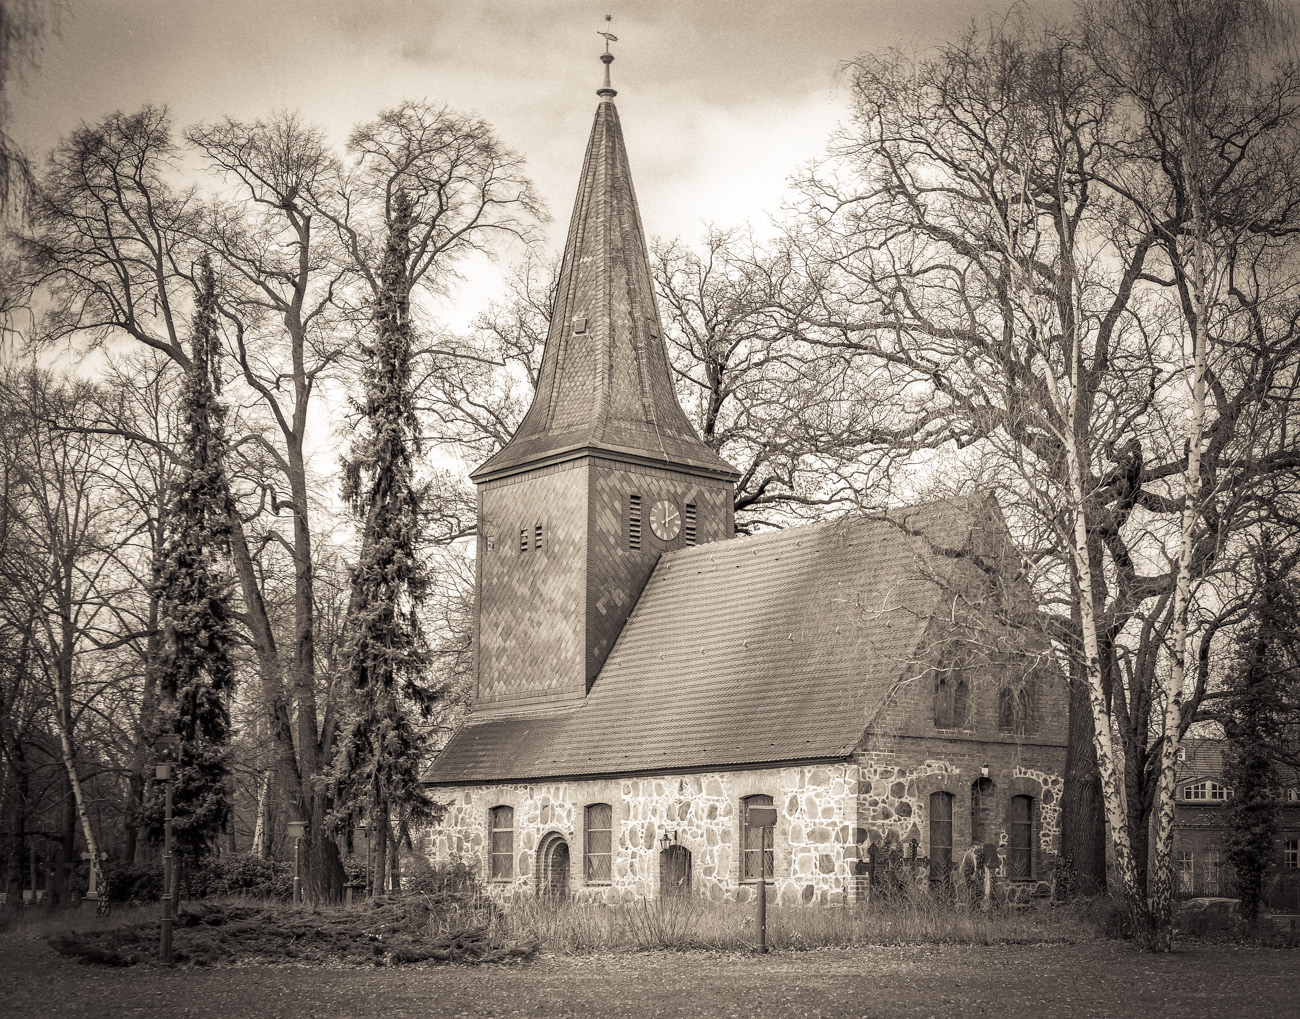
[355,819,370,900]
[153,733,181,964]
[286,820,307,905]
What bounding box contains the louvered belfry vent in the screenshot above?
[519,528,529,554]
[629,494,642,550]
[684,503,697,545]
[534,523,544,550]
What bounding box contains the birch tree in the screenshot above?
[790,4,1300,943]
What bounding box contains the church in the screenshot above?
[422,50,1068,906]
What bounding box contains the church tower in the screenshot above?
[470,47,738,716]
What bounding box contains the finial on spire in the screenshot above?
[597,14,618,100]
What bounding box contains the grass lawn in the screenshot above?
[2,934,1297,1019]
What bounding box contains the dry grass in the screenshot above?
[493,888,1096,953]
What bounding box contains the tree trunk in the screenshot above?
[1058,660,1107,896]
[125,562,163,865]
[3,763,28,909]
[251,771,272,858]
[373,801,390,899]
[51,662,104,904]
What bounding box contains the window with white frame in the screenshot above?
[741,794,775,882]
[490,805,514,880]
[1182,780,1231,801]
[585,803,613,884]
[1286,839,1299,869]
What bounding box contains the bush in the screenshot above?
[104,863,163,905]
[402,855,479,897]
[181,854,292,902]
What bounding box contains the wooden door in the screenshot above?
[660,845,691,897]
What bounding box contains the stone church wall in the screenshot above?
[427,762,861,904]
[852,735,1066,902]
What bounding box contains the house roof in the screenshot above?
[1176,736,1300,789]
[470,91,735,484]
[424,496,1000,785]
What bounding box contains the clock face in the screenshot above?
[649,499,681,541]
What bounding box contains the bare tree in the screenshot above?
[789,5,1300,943]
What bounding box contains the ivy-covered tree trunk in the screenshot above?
[1058,651,1108,896]
[1223,540,1295,922]
[148,255,236,862]
[333,190,441,896]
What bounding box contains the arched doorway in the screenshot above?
[660,845,692,897]
[538,833,570,897]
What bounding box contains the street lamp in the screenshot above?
[286,819,307,905]
[153,733,181,964]
[355,819,371,899]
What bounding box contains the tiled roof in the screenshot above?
[471,97,735,483]
[1176,736,1300,788]
[425,496,996,784]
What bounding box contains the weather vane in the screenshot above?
[598,13,618,53]
[596,14,618,98]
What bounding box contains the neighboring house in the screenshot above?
[1172,737,1300,908]
[422,54,1068,905]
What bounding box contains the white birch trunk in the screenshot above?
[251,770,272,858]
[1052,371,1148,918]
[1150,173,1212,950]
[998,201,1149,923]
[49,678,105,901]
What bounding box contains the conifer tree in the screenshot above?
[1222,536,1298,922]
[335,190,440,892]
[149,255,236,860]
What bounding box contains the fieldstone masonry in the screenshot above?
[430,763,858,904]
[428,753,1064,904]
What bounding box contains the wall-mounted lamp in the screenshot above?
[657,830,678,851]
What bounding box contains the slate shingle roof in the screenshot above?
[471,97,735,483]
[424,497,994,785]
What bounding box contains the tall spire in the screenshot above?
[471,38,737,484]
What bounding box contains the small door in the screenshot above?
[542,837,569,897]
[660,845,692,897]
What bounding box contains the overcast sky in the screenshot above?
[11,0,1071,323]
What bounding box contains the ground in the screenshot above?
[2,937,1298,1018]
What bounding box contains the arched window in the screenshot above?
[490,805,514,880]
[998,687,1029,735]
[953,677,969,729]
[741,794,775,882]
[1007,795,1033,879]
[929,792,954,891]
[934,676,954,728]
[584,803,613,884]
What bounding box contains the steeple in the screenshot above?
[470,45,737,484]
[470,39,738,717]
